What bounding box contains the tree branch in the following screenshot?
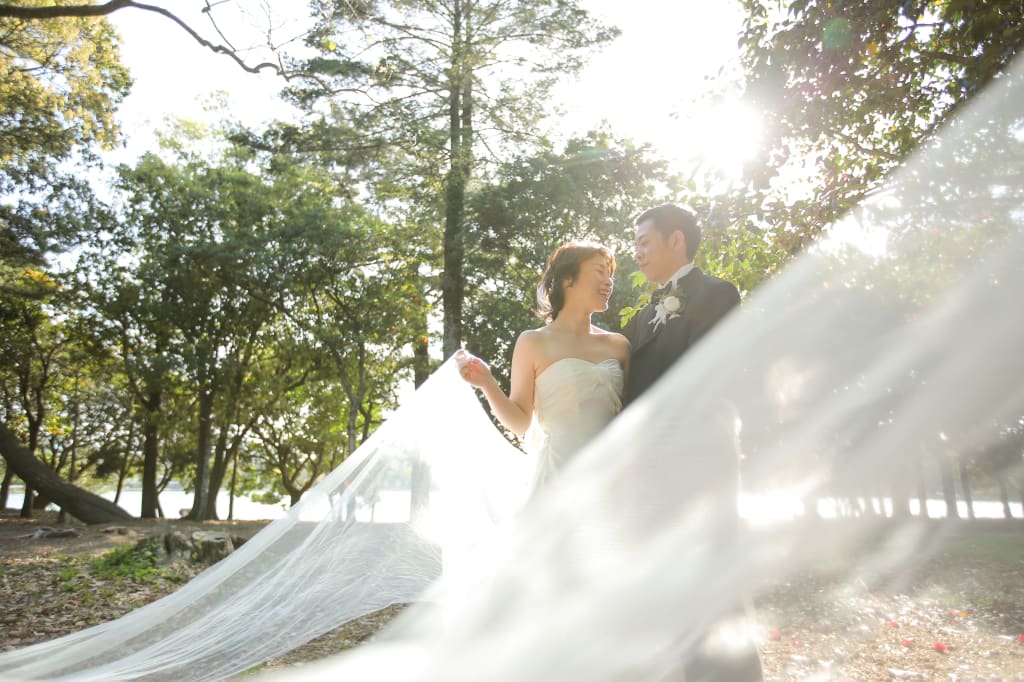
[0,0,135,18]
[0,1,291,77]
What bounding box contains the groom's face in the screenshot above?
[634,219,685,285]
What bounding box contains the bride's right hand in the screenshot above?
[456,350,495,389]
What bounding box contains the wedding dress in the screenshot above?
[525,357,624,494]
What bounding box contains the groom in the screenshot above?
[622,203,764,681]
[624,203,741,402]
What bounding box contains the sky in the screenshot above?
[106,1,755,173]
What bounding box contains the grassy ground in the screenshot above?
[2,510,1024,680]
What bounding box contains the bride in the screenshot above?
[456,241,630,494]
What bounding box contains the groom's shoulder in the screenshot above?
[694,269,740,309]
[698,269,739,292]
[697,268,733,286]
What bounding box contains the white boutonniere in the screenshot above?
[649,289,686,331]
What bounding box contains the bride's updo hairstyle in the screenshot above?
[536,241,616,322]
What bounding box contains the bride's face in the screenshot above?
[565,254,614,313]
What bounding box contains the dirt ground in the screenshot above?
[2,510,1024,680]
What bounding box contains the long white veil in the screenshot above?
[0,355,531,681]
[2,52,1022,682]
[262,57,1024,681]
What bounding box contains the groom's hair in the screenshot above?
[536,241,616,322]
[636,204,702,260]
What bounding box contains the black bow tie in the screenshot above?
[652,282,674,302]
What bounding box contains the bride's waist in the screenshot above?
[527,416,614,448]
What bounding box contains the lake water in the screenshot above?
[5,488,1020,523]
[5,489,289,521]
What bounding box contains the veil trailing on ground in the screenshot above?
[259,58,1023,681]
[2,55,1023,682]
[0,359,531,680]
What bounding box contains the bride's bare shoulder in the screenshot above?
[514,327,550,351]
[517,327,549,341]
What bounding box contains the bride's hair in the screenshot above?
[536,241,616,322]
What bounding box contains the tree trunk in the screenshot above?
[20,487,34,517]
[141,390,161,518]
[890,444,914,520]
[203,425,231,521]
[204,346,258,520]
[20,411,42,518]
[958,459,975,520]
[0,422,132,523]
[939,455,959,520]
[344,350,369,457]
[441,1,472,359]
[413,324,430,388]
[997,476,1012,518]
[890,488,911,519]
[190,389,215,520]
[114,437,131,504]
[915,447,930,518]
[0,465,12,508]
[228,445,240,521]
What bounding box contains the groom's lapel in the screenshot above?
[631,301,665,353]
[631,268,703,354]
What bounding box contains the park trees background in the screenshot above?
[1,0,1022,523]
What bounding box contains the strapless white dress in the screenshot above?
[524,357,624,494]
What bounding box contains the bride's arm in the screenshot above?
[458,332,537,436]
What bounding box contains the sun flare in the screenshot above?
[678,99,763,180]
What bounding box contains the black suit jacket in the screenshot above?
[623,267,740,404]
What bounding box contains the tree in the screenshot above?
[78,237,181,518]
[0,6,128,190]
[289,0,618,358]
[0,269,66,516]
[251,378,347,507]
[274,202,419,459]
[0,3,135,519]
[110,131,288,520]
[97,117,419,519]
[1,4,129,302]
[0,270,134,523]
[731,0,1024,247]
[0,421,131,522]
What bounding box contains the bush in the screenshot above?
[90,541,161,582]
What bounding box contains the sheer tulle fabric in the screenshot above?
[0,361,531,681]
[1,57,1022,682]
[262,60,1024,681]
